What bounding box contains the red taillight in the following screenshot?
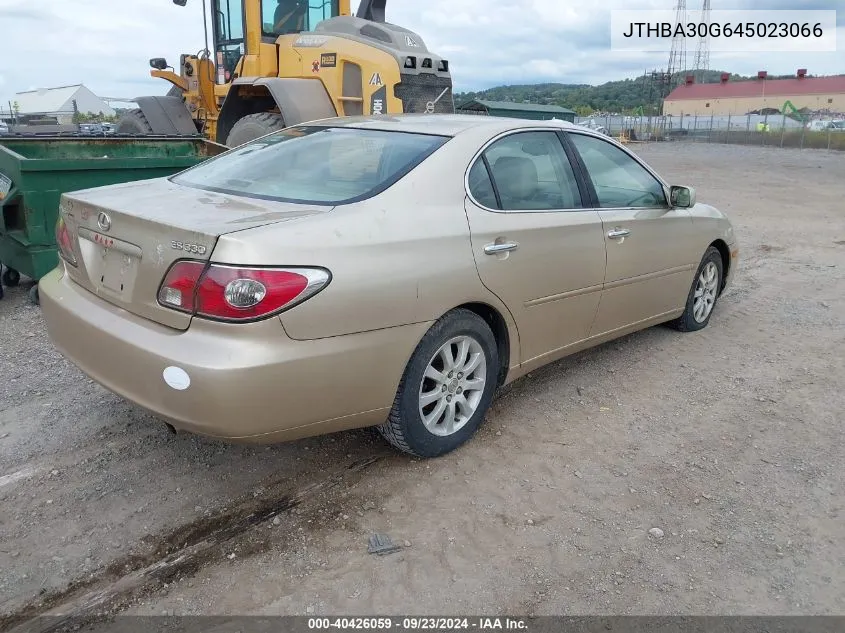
[56,216,78,267]
[158,262,330,322]
[158,261,205,313]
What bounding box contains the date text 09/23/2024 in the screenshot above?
[307,618,528,630]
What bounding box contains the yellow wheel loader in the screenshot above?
[116,0,454,146]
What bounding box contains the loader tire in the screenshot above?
[115,109,155,135]
[226,113,286,147]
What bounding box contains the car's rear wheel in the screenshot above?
[379,309,499,458]
[670,246,723,332]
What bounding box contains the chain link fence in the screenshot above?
[575,113,845,151]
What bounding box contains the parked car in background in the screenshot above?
[578,119,609,135]
[807,119,845,132]
[0,120,9,135]
[79,123,105,135]
[40,115,738,458]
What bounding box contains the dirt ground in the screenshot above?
[1,142,844,624]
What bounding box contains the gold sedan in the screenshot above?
[40,115,737,457]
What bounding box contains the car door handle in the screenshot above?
[607,228,631,239]
[484,242,519,255]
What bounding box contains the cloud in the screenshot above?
[736,0,845,25]
[0,5,48,20]
[0,0,207,104]
[0,0,843,106]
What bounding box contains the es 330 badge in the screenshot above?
[171,240,208,255]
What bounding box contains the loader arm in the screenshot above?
[151,69,188,92]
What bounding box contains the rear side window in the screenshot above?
[173,126,448,205]
[468,131,582,211]
[467,160,498,209]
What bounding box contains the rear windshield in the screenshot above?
[172,126,448,205]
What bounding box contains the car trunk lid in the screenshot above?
[60,177,327,330]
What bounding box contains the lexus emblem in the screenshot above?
[97,211,111,232]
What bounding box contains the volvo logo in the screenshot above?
[97,211,112,232]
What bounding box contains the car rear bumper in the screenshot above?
[40,267,431,442]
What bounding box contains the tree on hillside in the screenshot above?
[453,70,810,115]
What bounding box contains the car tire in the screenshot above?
[670,246,723,332]
[225,113,286,147]
[378,309,499,458]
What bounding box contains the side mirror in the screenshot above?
[173,0,188,6]
[670,185,696,208]
[149,58,169,70]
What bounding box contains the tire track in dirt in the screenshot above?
[1,455,386,633]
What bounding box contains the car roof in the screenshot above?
[307,113,579,137]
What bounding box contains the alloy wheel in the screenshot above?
[693,261,719,323]
[418,336,487,437]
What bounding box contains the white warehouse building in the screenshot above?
[10,84,115,123]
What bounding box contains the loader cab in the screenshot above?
[211,0,341,82]
[260,0,339,38]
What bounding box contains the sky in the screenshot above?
[0,0,843,108]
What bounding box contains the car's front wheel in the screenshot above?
[670,246,724,332]
[379,309,499,458]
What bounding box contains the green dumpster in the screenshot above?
[0,136,226,301]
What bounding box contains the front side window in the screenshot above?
[471,131,582,211]
[568,133,667,208]
[262,0,337,36]
[172,126,448,205]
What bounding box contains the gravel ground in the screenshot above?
[1,142,844,622]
